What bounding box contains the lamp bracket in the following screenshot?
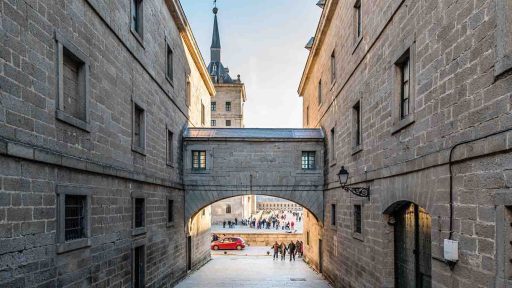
[341,185,370,199]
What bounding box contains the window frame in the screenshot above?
[392,43,416,134]
[185,75,191,107]
[167,198,174,226]
[201,102,206,126]
[165,41,174,85]
[352,100,362,154]
[225,119,231,127]
[226,204,232,214]
[211,119,216,127]
[56,184,92,254]
[130,0,144,44]
[211,101,216,112]
[132,192,147,236]
[329,127,336,165]
[352,200,364,241]
[353,0,363,45]
[166,126,174,167]
[301,151,316,170]
[496,0,512,77]
[191,150,207,171]
[54,32,91,132]
[318,79,322,106]
[225,101,231,112]
[331,50,336,86]
[132,99,146,155]
[331,203,337,227]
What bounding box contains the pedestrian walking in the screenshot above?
[288,241,296,261]
[271,241,280,260]
[280,242,287,261]
[235,218,238,225]
[223,220,226,228]
[295,240,301,258]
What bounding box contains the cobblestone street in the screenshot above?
[175,247,331,288]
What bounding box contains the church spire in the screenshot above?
[210,1,221,63]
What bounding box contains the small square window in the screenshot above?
[354,204,362,234]
[133,245,145,288]
[226,204,232,214]
[192,150,206,170]
[301,151,315,170]
[167,199,174,223]
[211,120,216,127]
[331,203,336,226]
[211,102,216,111]
[132,102,145,153]
[225,102,231,111]
[226,120,231,127]
[131,0,144,38]
[64,195,87,241]
[134,198,145,228]
[166,129,173,165]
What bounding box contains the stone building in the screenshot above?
[299,0,512,287]
[256,196,303,211]
[205,5,255,225]
[0,0,214,287]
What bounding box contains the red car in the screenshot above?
[211,237,246,250]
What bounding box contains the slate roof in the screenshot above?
[184,128,324,140]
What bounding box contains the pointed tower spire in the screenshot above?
[210,1,221,63]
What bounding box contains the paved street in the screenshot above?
[175,247,331,288]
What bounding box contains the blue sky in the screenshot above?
[181,0,322,128]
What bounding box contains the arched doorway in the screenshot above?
[392,202,432,288]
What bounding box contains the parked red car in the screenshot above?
[211,237,246,250]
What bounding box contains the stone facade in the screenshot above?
[210,83,246,128]
[299,0,512,287]
[183,128,325,223]
[0,0,214,287]
[211,195,256,224]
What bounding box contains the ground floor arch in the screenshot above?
[387,201,432,288]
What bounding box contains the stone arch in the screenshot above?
[185,191,322,223]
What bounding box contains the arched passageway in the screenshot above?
[183,128,325,223]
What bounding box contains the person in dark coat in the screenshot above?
[288,241,296,261]
[271,241,280,260]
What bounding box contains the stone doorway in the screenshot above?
[393,203,432,288]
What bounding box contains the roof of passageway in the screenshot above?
[184,128,324,141]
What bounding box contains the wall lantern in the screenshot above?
[337,166,370,199]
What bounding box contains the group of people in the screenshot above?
[271,240,304,261]
[222,218,238,228]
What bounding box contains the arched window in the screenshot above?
[226,204,231,214]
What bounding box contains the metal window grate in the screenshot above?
[354,204,362,234]
[65,195,86,241]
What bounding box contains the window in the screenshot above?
[306,106,309,126]
[167,199,174,223]
[225,102,231,111]
[192,150,206,170]
[202,209,206,216]
[166,44,173,82]
[226,204,232,214]
[330,127,335,161]
[131,0,143,38]
[133,245,145,288]
[331,50,336,83]
[354,204,362,234]
[132,102,145,153]
[55,33,90,131]
[399,55,410,119]
[226,120,231,127]
[166,129,173,165]
[353,101,362,148]
[201,102,205,126]
[301,151,315,170]
[306,231,310,246]
[331,204,336,226]
[65,195,87,241]
[211,102,216,111]
[211,120,216,127]
[185,78,191,107]
[354,0,362,40]
[134,198,145,228]
[318,80,322,105]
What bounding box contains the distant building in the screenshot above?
[207,5,254,223]
[256,196,303,211]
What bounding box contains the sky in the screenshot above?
[181,0,322,128]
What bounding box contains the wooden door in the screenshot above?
[394,203,431,288]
